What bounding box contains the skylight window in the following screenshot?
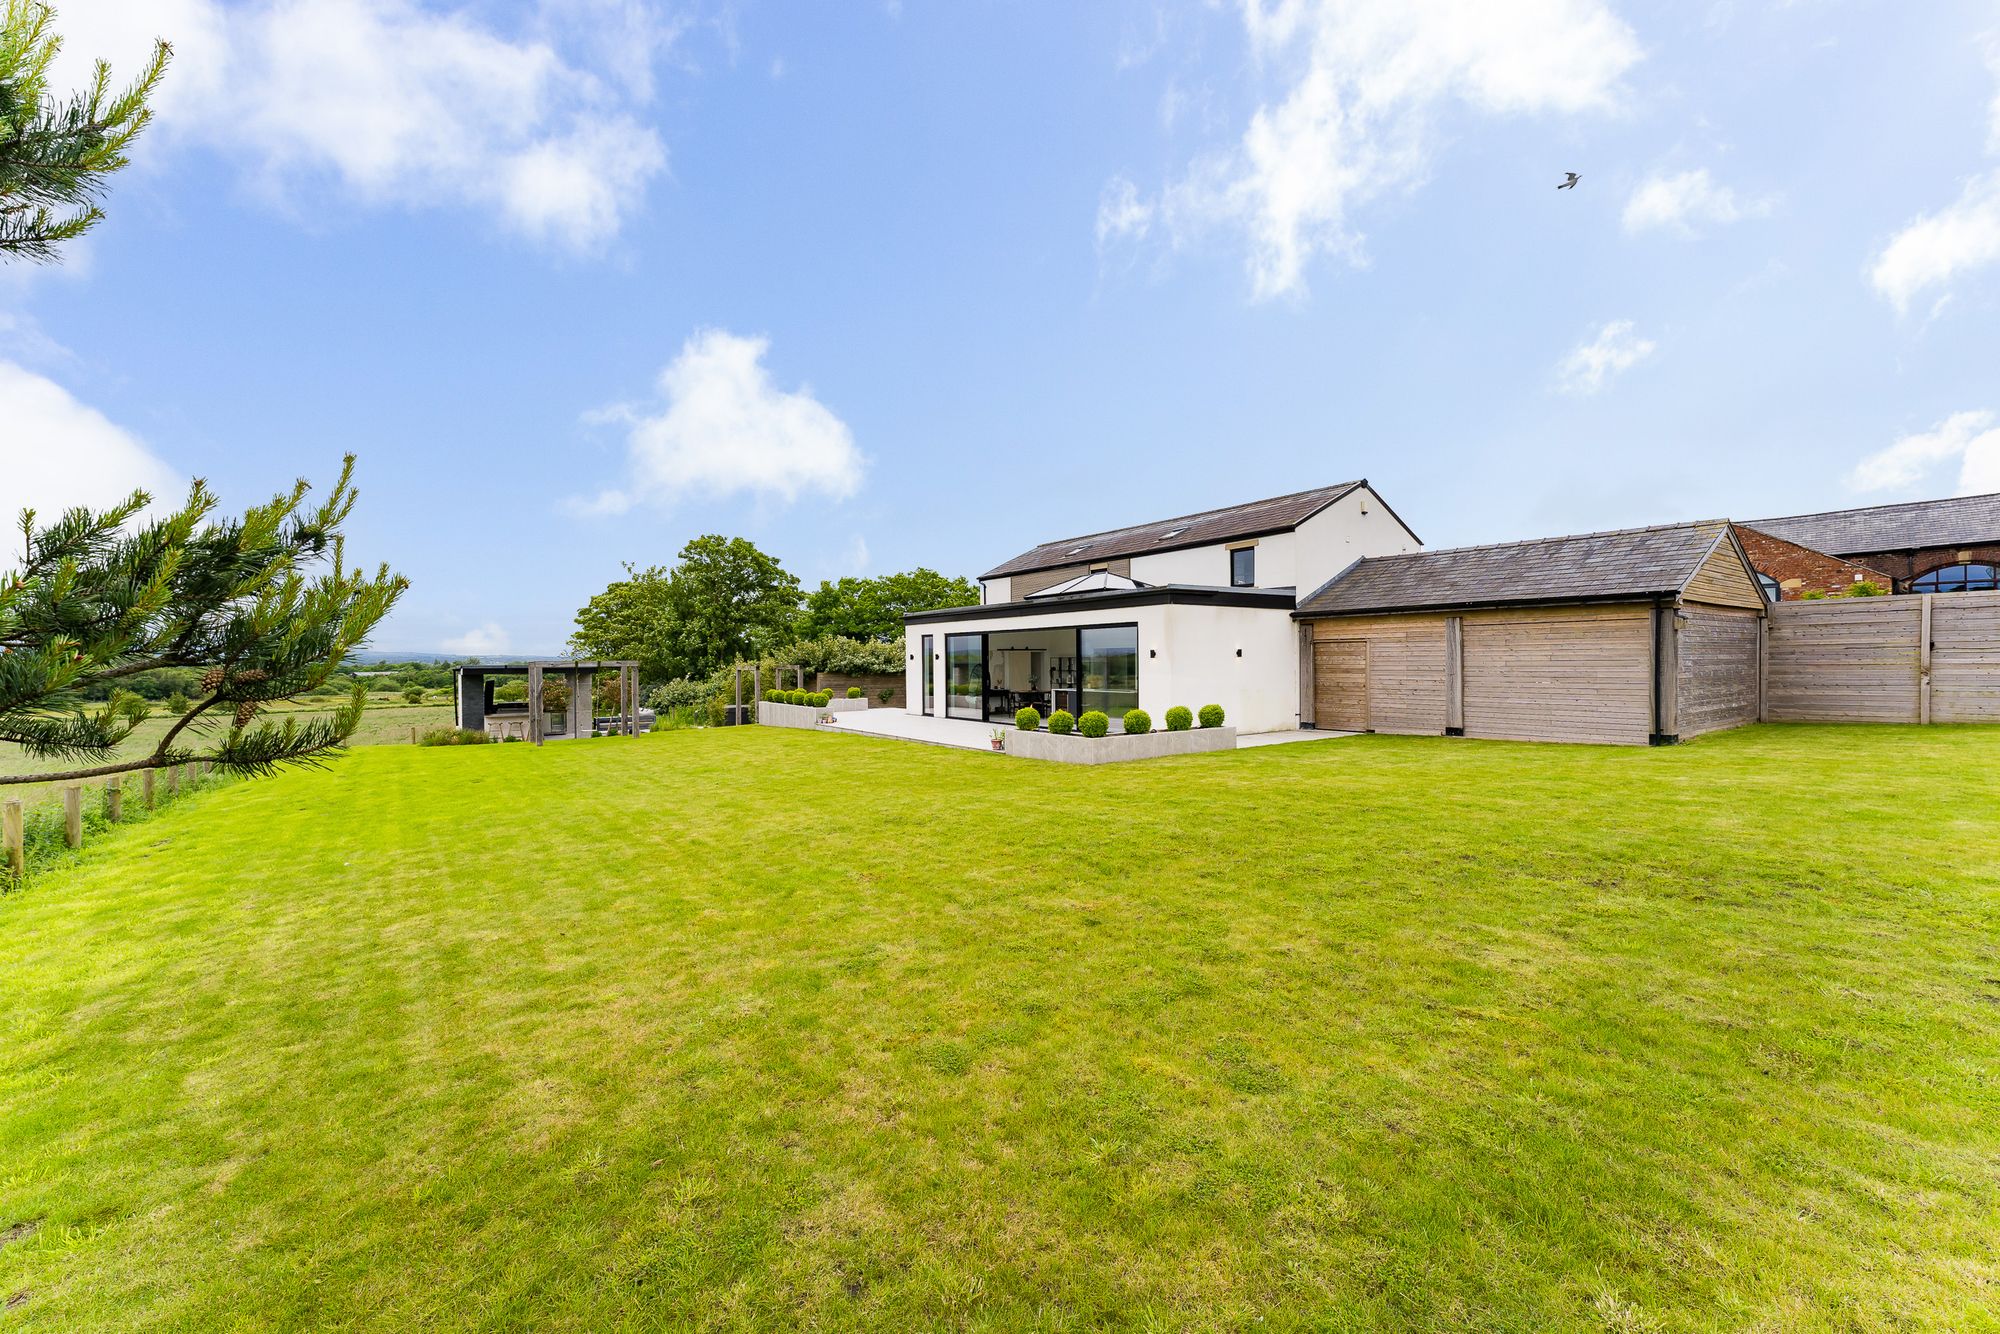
[1067,542,1095,555]
[1158,527,1187,540]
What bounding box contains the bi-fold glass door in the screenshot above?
[1079,625,1139,722]
[945,634,984,720]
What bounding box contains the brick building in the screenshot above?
[1741,492,2000,594]
[1732,525,1894,600]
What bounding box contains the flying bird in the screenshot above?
[1557,172,1580,190]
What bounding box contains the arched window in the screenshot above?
[1911,563,2000,593]
[1755,572,1780,602]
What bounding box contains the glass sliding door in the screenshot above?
[945,633,985,720]
[1079,624,1139,724]
[921,635,934,715]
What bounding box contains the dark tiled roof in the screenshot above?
[1298,519,1732,616]
[981,482,1366,579]
[1742,492,2000,555]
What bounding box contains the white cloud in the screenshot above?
[1869,170,2000,313]
[441,622,511,656]
[573,330,864,515]
[0,361,183,565]
[51,0,669,252]
[1126,0,1640,298]
[1555,319,1655,395]
[1848,410,2000,494]
[1096,176,1154,246]
[1622,168,1765,235]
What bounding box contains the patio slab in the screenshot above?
[825,710,1356,753]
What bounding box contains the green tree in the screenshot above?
[664,535,800,676]
[1,456,408,784]
[568,562,684,682]
[1,0,170,263]
[799,567,978,641]
[567,536,802,684]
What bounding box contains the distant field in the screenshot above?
[0,698,454,808]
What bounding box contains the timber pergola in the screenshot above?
[451,660,641,745]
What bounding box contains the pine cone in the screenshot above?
[234,701,258,728]
[200,666,226,692]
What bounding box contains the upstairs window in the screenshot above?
[1756,572,1780,602]
[1912,563,2000,593]
[1230,546,1255,587]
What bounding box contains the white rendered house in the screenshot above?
[904,481,1422,734]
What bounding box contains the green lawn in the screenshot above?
[3,724,1998,1330]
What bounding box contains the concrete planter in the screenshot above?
[756,701,834,730]
[1004,725,1236,765]
[826,696,870,713]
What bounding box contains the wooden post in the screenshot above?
[63,785,82,848]
[1756,613,1769,723]
[107,776,123,823]
[410,725,420,745]
[1652,604,1681,740]
[1297,623,1315,728]
[1919,593,1933,726]
[142,769,156,809]
[1444,615,1464,734]
[623,665,636,736]
[527,663,545,746]
[3,800,22,878]
[167,765,180,797]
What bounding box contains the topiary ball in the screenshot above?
[1122,708,1151,735]
[846,686,863,699]
[1048,709,1076,735]
[1077,710,1109,739]
[1016,706,1041,731]
[1198,703,1224,729]
[1164,706,1193,732]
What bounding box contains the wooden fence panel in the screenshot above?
[1764,597,1922,722]
[1765,591,2000,724]
[1931,590,2000,723]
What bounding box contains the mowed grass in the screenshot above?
[3,724,1999,1330]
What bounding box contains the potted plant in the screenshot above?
[989,728,1006,751]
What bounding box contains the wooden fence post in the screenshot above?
[167,765,180,797]
[63,785,83,849]
[107,776,123,823]
[528,663,545,746]
[411,725,419,744]
[1919,593,1933,726]
[142,768,156,809]
[3,800,22,878]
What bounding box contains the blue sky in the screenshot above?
[4,0,1999,655]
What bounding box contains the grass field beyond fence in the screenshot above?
[2,724,1998,1330]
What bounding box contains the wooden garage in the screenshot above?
[1295,520,1768,745]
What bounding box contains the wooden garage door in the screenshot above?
[1313,639,1368,731]
[1462,607,1651,745]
